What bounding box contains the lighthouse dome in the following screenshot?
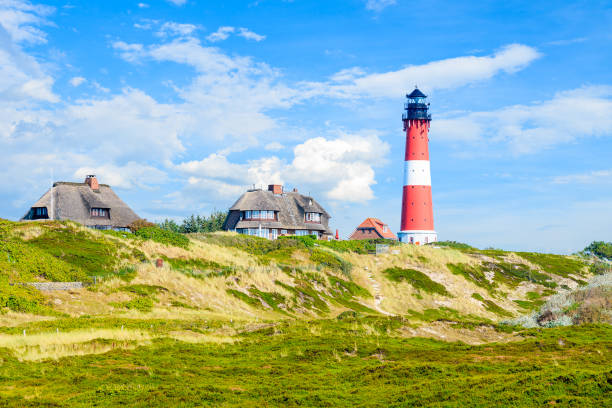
[406,88,427,98]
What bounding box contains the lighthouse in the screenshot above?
[397,88,437,245]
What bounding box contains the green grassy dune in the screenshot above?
[0,220,610,407]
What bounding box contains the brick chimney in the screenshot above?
[85,175,99,190]
[268,184,283,195]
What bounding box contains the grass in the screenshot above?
[471,293,513,317]
[447,262,495,293]
[516,252,587,279]
[382,267,451,296]
[0,319,609,406]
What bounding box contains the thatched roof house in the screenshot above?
[21,175,140,231]
[223,184,332,240]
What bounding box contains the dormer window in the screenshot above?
[91,208,109,218]
[31,207,48,220]
[305,212,321,223]
[383,226,388,233]
[242,210,276,220]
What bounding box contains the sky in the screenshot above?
[1,0,611,253]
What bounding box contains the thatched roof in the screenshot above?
[225,189,332,234]
[21,181,140,228]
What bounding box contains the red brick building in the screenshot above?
[349,218,397,240]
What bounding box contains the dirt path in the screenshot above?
[366,268,394,316]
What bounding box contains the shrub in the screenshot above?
[382,267,450,296]
[517,252,587,278]
[435,241,474,250]
[134,227,189,249]
[318,239,398,254]
[590,261,612,275]
[162,257,235,278]
[310,249,352,276]
[122,297,154,312]
[200,233,305,257]
[472,293,512,317]
[128,219,156,233]
[447,263,495,293]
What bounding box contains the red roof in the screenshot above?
[349,218,397,240]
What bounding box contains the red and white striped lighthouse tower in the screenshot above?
[398,88,437,245]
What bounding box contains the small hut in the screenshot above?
[21,175,140,231]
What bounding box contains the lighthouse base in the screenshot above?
[397,230,437,246]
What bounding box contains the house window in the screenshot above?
[281,229,288,235]
[295,230,310,236]
[305,212,321,223]
[383,226,388,233]
[32,207,48,220]
[243,210,276,220]
[91,208,109,218]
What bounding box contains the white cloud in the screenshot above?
[0,15,58,104]
[287,132,388,202]
[237,27,265,42]
[323,44,541,98]
[546,37,587,46]
[175,132,389,203]
[552,169,612,185]
[157,22,198,37]
[206,26,234,42]
[205,26,265,42]
[434,85,612,154]
[69,76,85,86]
[265,142,284,151]
[365,0,396,12]
[0,0,54,44]
[166,0,187,6]
[138,3,149,8]
[73,162,168,189]
[112,41,145,62]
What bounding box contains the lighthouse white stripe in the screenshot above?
[403,160,431,186]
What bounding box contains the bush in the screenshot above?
[134,227,189,249]
[435,241,474,250]
[128,219,156,233]
[310,249,352,276]
[318,239,398,254]
[590,261,612,275]
[122,297,154,312]
[382,267,450,296]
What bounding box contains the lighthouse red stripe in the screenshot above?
[400,185,434,231]
[404,120,430,161]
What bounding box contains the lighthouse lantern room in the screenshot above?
[398,88,438,245]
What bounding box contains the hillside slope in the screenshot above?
[1,219,610,406]
[1,219,592,329]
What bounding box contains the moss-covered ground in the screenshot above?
[0,319,609,407]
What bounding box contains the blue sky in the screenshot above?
[1,0,611,253]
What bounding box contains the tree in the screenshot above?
[157,219,180,233]
[157,211,228,234]
[584,241,612,260]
